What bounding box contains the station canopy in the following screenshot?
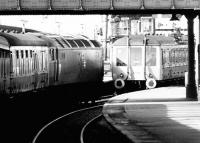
[0,0,200,12]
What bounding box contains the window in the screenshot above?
[16,50,19,59]
[25,50,28,58]
[51,49,55,60]
[30,50,32,58]
[130,47,142,66]
[146,47,156,66]
[116,47,128,66]
[21,50,24,58]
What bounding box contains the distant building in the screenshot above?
[110,14,187,38]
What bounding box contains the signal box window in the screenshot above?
[116,48,127,66]
[130,48,142,66]
[146,47,156,66]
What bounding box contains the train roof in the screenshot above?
[112,35,177,46]
[0,32,102,50]
[0,32,49,47]
[42,35,101,49]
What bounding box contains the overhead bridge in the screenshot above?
[0,0,200,14]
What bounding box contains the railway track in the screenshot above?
[32,105,103,143]
[80,112,133,143]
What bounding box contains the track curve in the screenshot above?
[32,105,103,143]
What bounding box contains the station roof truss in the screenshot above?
[0,0,200,15]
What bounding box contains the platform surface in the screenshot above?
[103,86,200,143]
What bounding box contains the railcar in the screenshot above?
[111,35,188,89]
[0,32,104,98]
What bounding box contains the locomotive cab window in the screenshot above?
[116,47,127,66]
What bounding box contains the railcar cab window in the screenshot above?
[130,47,142,66]
[116,48,127,66]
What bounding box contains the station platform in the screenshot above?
[103,86,200,143]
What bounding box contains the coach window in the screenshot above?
[16,50,19,59]
[171,50,175,66]
[30,50,32,58]
[51,49,55,60]
[21,50,24,58]
[25,50,28,58]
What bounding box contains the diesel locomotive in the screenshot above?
[111,35,188,89]
[0,32,104,98]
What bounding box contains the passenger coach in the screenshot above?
[0,32,104,98]
[112,35,188,89]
